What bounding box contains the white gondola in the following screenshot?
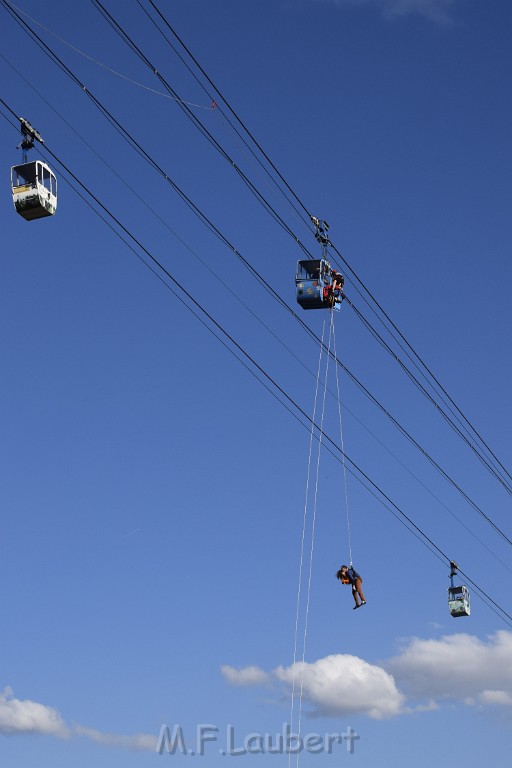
[11,160,57,221]
[448,561,470,617]
[448,585,471,617]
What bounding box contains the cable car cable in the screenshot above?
[133,0,512,489]
[330,239,512,488]
[5,99,503,584]
[0,0,315,301]
[3,6,510,521]
[288,315,328,768]
[340,272,484,449]
[344,295,512,496]
[5,65,507,572]
[2,57,510,555]
[114,2,512,494]
[9,125,505,633]
[89,0,310,254]
[141,1,498,488]
[5,0,213,109]
[3,103,510,628]
[134,0,310,228]
[341,285,512,492]
[0,52,315,381]
[331,309,353,564]
[136,0,312,228]
[136,0,493,443]
[5,101,512,559]
[5,0,510,500]
[296,317,332,768]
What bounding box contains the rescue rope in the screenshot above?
[288,314,328,768]
[331,310,353,564]
[7,1,213,109]
[295,314,333,768]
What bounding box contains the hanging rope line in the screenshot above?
[3,0,510,540]
[139,0,512,490]
[2,93,510,626]
[331,309,353,564]
[3,0,214,109]
[288,314,327,768]
[296,313,333,768]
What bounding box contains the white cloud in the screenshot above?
[223,655,405,719]
[275,655,406,719]
[0,687,70,738]
[221,665,270,687]
[223,630,512,720]
[0,686,155,751]
[74,724,156,751]
[317,0,465,25]
[478,690,512,708]
[387,630,512,704]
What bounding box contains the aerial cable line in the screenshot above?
[5,56,507,577]
[7,46,505,570]
[96,0,512,496]
[344,295,512,496]
[91,0,512,493]
[289,291,512,569]
[323,247,477,450]
[289,315,328,768]
[336,266,481,440]
[2,102,510,628]
[133,0,310,230]
[1,8,509,543]
[331,310,353,563]
[6,92,512,577]
[3,0,306,258]
[90,0,310,254]
[0,0,311,294]
[136,0,512,488]
[294,314,343,768]
[3,1,213,109]
[2,6,510,534]
[5,0,508,494]
[142,0,311,221]
[1,9,509,543]
[0,51,313,380]
[332,242,512,487]
[8,89,501,610]
[84,7,512,531]
[2,107,477,579]
[296,314,333,768]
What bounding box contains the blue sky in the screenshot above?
[0,0,511,766]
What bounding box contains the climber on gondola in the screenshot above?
[323,269,344,307]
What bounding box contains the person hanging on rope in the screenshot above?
[336,564,366,609]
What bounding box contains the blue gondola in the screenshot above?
[448,561,470,617]
[295,258,343,311]
[296,217,344,310]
